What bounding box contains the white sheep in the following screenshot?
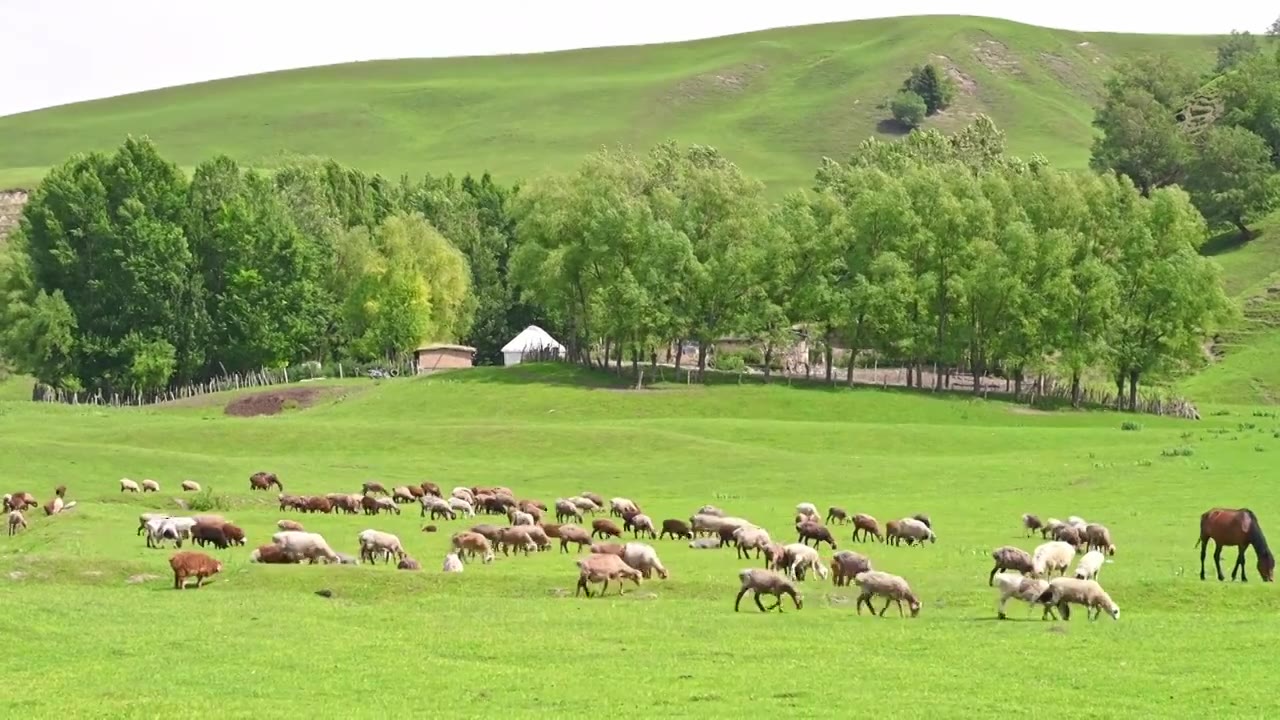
[448,496,475,518]
[451,486,474,503]
[7,509,26,535]
[628,513,657,539]
[181,480,201,492]
[145,516,193,549]
[1032,541,1076,577]
[696,504,726,517]
[689,537,721,549]
[554,498,583,522]
[136,512,169,536]
[1074,550,1106,580]
[420,495,454,519]
[853,570,921,617]
[374,496,401,515]
[781,542,829,581]
[357,529,406,564]
[1039,577,1120,621]
[621,542,668,579]
[442,552,464,573]
[271,530,341,564]
[610,497,639,517]
[511,510,534,526]
[897,517,936,545]
[991,572,1053,620]
[119,478,140,493]
[141,479,160,493]
[795,502,819,521]
[734,526,773,560]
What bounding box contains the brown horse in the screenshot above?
[1196,508,1274,582]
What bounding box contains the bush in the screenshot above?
[715,354,746,372]
[186,488,233,512]
[739,347,764,366]
[891,91,928,128]
[903,64,956,114]
[1161,446,1195,457]
[1120,421,1142,431]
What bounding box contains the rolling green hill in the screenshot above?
[0,15,1221,191]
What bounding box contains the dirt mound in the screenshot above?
[224,387,324,417]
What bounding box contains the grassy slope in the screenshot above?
[0,16,1220,191]
[1,364,1278,716]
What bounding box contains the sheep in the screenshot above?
[146,517,197,549]
[249,472,283,491]
[509,509,535,527]
[271,530,341,564]
[480,495,515,514]
[357,529,406,564]
[374,497,401,515]
[249,543,296,564]
[420,495,456,520]
[575,553,643,597]
[468,524,503,544]
[569,496,601,515]
[523,525,552,552]
[829,550,871,587]
[712,517,754,547]
[448,497,475,518]
[1022,513,1043,536]
[796,520,837,550]
[579,491,605,508]
[689,512,726,538]
[141,479,160,493]
[734,526,773,560]
[392,486,416,504]
[779,542,829,581]
[629,514,657,540]
[408,485,425,499]
[7,510,26,536]
[42,496,64,516]
[170,551,222,589]
[222,523,246,547]
[517,499,545,521]
[795,502,820,522]
[451,531,495,563]
[451,486,474,503]
[496,526,539,556]
[277,519,304,532]
[989,545,1035,585]
[853,570,921,618]
[1037,577,1120,621]
[610,497,640,517]
[191,522,232,550]
[893,518,936,546]
[421,481,442,497]
[442,552,464,573]
[590,542,626,556]
[826,506,849,525]
[304,496,333,514]
[559,525,592,554]
[696,504,726,517]
[1067,515,1088,530]
[5,492,37,511]
[688,537,721,549]
[181,480,201,492]
[362,481,389,496]
[555,499,583,523]
[1084,523,1117,556]
[1040,518,1065,539]
[991,572,1054,620]
[851,513,882,542]
[621,542,668,580]
[279,494,303,512]
[397,557,421,570]
[912,513,932,529]
[734,568,802,612]
[1052,524,1084,550]
[660,519,693,540]
[119,478,140,493]
[1074,550,1106,581]
[1032,541,1076,578]
[54,485,67,498]
[591,518,622,539]
[193,514,227,526]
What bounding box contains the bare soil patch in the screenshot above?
[224,387,326,417]
[973,40,1022,75]
[662,63,767,107]
[929,54,978,95]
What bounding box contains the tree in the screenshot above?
[1268,14,1280,37]
[1216,30,1260,73]
[891,91,927,129]
[903,64,956,115]
[1218,50,1280,162]
[1186,125,1280,238]
[1090,86,1191,195]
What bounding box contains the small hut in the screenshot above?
[501,325,565,366]
[413,344,476,374]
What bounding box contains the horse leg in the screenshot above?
[1234,546,1248,582]
[1213,543,1226,581]
[1199,537,1207,580]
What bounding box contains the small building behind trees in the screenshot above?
[413,344,476,374]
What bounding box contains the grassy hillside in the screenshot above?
[0,15,1221,190]
[1,364,1278,716]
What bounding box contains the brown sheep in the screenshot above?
[1085,523,1117,556]
[54,484,67,498]
[468,524,504,544]
[421,481,442,497]
[5,492,37,511]
[451,531,495,562]
[591,518,622,539]
[830,551,872,587]
[496,526,538,556]
[360,495,382,516]
[277,519,305,532]
[249,543,295,564]
[539,522,564,539]
[329,494,360,514]
[581,491,606,508]
[361,481,388,496]
[521,499,548,512]
[559,525,592,554]
[851,514,882,542]
[304,496,333,514]
[170,551,222,589]
[481,494,516,515]
[913,513,932,529]
[1053,524,1084,550]
[826,506,849,524]
[575,553,642,597]
[796,521,837,550]
[249,472,282,491]
[1022,513,1043,536]
[392,486,416,504]
[278,494,302,511]
[191,522,231,550]
[659,519,692,540]
[222,523,246,547]
[989,545,1035,585]
[590,542,626,556]
[397,557,421,570]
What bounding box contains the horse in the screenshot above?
[248,471,282,492]
[1196,508,1275,582]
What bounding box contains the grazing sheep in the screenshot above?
[451,531,495,563]
[555,499,583,523]
[249,543,297,564]
[451,486,475,504]
[1053,524,1084,550]
[1040,518,1065,539]
[448,497,475,518]
[621,542,669,580]
[362,481,389,496]
[892,518,936,546]
[509,509,535,527]
[54,485,67,498]
[580,491,605,508]
[734,568,802,612]
[42,496,64,516]
[374,497,401,515]
[853,570,921,618]
[912,513,932,529]
[141,479,160,493]
[522,525,552,552]
[146,517,187,549]
[688,537,721,549]
[278,494,303,512]
[559,525,592,554]
[1022,513,1043,536]
[277,519,305,532]
[826,506,849,525]
[991,572,1054,620]
[610,497,640,518]
[660,518,693,540]
[169,551,222,589]
[780,543,829,582]
[795,502,820,522]
[629,514,657,539]
[9,492,37,511]
[442,552,464,573]
[137,512,169,535]
[496,526,538,556]
[249,472,283,491]
[397,557,421,570]
[392,486,416,504]
[689,513,726,538]
[1074,550,1106,580]
[1084,523,1117,556]
[303,496,333,514]
[575,553,643,597]
[1067,515,1088,531]
[468,524,503,544]
[796,520,837,550]
[590,542,626,556]
[421,481,442,497]
[1032,541,1076,578]
[480,494,515,514]
[420,495,456,520]
[696,504,726,517]
[7,509,26,536]
[221,523,246,547]
[119,478,140,493]
[357,529,406,564]
[569,496,601,515]
[734,526,773,560]
[829,550,872,587]
[989,545,1035,585]
[591,518,622,539]
[1036,577,1120,621]
[851,513,882,543]
[191,522,232,550]
[517,499,545,521]
[271,530,341,564]
[181,480,201,492]
[408,485,425,499]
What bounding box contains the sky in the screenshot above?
[3,0,1275,117]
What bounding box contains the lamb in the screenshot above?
[989,545,1035,585]
[1022,513,1043,536]
[1032,541,1076,578]
[357,529,406,564]
[7,509,26,536]
[555,499,583,523]
[575,553,643,597]
[181,480,201,492]
[420,495,456,520]
[795,502,820,522]
[451,531,495,563]
[1084,523,1117,556]
[796,520,837,549]
[141,479,160,493]
[277,519,305,532]
[1037,577,1120,621]
[120,478,140,493]
[362,481,389,496]
[559,524,592,553]
[1074,550,1106,581]
[660,519,693,540]
[780,542,829,581]
[734,568,802,612]
[609,497,640,517]
[397,557,421,570]
[442,552,464,573]
[734,526,773,560]
[829,550,871,587]
[851,513,882,542]
[853,570,921,618]
[169,551,222,589]
[271,530,341,564]
[629,514,657,539]
[621,542,668,580]
[591,518,622,539]
[991,572,1054,620]
[249,543,297,564]
[826,506,849,525]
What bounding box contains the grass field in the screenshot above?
[1,363,1277,716]
[0,15,1221,191]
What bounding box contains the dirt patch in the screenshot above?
[662,63,767,107]
[224,387,325,417]
[973,40,1022,75]
[929,54,978,95]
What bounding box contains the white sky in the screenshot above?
[3,0,1274,117]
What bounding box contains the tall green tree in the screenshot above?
[1186,125,1280,238]
[903,64,956,115]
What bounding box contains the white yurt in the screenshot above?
[500,325,565,366]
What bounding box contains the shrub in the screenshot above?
[1161,447,1195,457]
[1120,421,1142,431]
[902,64,956,114]
[187,488,233,512]
[739,347,764,366]
[891,90,927,128]
[715,354,746,373]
